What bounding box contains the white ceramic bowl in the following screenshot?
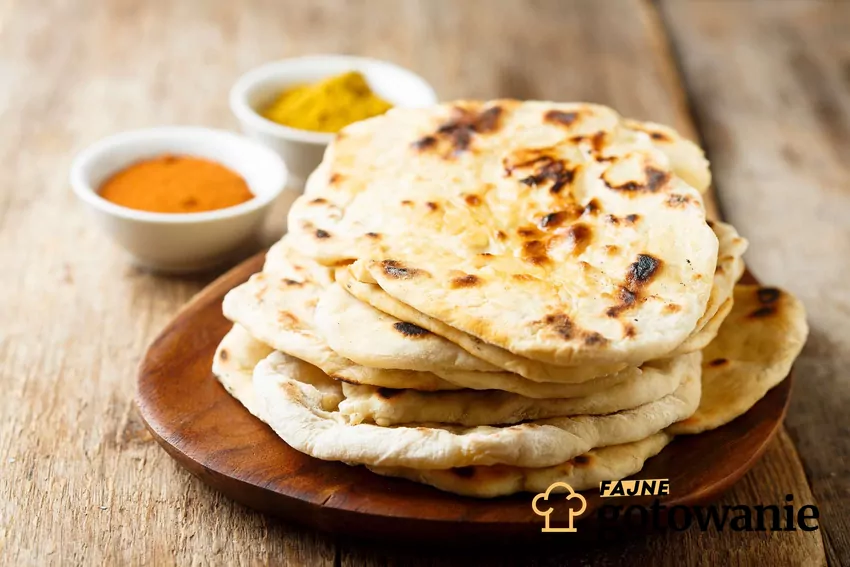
[229,55,438,186]
[70,127,288,273]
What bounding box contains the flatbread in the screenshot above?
[691,220,746,334]
[670,285,807,434]
[621,119,710,194]
[314,282,499,372]
[336,219,743,383]
[288,100,718,367]
[223,239,461,391]
[212,324,347,415]
[212,324,274,418]
[337,268,628,382]
[213,326,674,499]
[231,240,657,399]
[252,350,701,469]
[669,296,733,357]
[368,432,672,498]
[338,352,696,426]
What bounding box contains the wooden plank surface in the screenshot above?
[0,0,833,564]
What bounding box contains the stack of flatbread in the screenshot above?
[214,101,808,497]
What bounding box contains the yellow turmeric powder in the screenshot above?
[261,71,392,133]
[99,155,253,214]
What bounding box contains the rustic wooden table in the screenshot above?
[1,0,847,565]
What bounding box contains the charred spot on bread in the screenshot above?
[450,466,476,478]
[392,321,430,337]
[605,213,641,226]
[540,211,566,229]
[583,199,601,215]
[584,331,607,345]
[750,306,776,318]
[380,260,427,279]
[543,313,575,340]
[709,358,729,367]
[277,311,299,325]
[450,274,482,288]
[667,194,692,208]
[522,159,575,194]
[757,287,781,304]
[464,194,482,206]
[607,254,663,317]
[218,349,228,361]
[572,454,592,465]
[538,205,583,229]
[522,240,550,265]
[564,223,592,255]
[664,303,681,314]
[411,135,438,151]
[315,229,331,239]
[544,110,579,127]
[605,165,671,194]
[505,148,576,194]
[628,254,662,285]
[417,105,506,156]
[377,387,402,399]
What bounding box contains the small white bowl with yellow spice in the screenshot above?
[70,127,287,273]
[229,55,438,186]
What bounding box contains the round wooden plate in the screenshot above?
[136,251,792,543]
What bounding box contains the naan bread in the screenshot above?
[621,119,710,193]
[337,268,628,382]
[691,220,746,334]
[669,297,733,357]
[670,285,807,434]
[338,352,697,426]
[288,100,718,367]
[368,433,672,498]
[314,282,498,373]
[252,350,701,469]
[335,219,743,383]
[231,239,658,399]
[223,240,461,391]
[212,324,274,418]
[212,326,673,499]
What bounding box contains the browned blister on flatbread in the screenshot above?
[288,101,718,367]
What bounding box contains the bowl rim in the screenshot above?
[70,126,288,225]
[229,54,438,146]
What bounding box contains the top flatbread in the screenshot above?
[331,219,743,381]
[287,100,718,367]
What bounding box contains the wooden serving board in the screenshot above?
[136,251,791,543]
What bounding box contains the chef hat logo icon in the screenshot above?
[531,482,587,533]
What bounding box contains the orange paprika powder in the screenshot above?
[98,155,253,214]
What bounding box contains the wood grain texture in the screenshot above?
[0,0,828,564]
[660,2,850,564]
